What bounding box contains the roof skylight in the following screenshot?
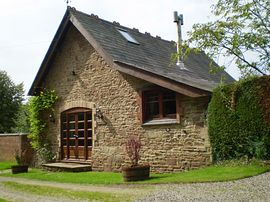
[117,29,139,45]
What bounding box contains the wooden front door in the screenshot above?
[61,108,92,161]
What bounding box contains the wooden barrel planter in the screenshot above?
[122,165,150,182]
[11,165,28,174]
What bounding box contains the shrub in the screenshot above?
[14,149,32,165]
[208,76,270,162]
[125,136,141,167]
[28,90,58,162]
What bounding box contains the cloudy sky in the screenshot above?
[0,0,240,96]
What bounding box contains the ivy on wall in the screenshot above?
[208,76,270,162]
[28,90,58,162]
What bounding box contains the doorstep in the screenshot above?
[42,162,92,172]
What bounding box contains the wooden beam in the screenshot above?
[113,62,210,97]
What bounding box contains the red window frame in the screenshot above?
[140,88,181,123]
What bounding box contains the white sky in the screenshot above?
[0,0,240,96]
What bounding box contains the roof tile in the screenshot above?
[70,9,234,91]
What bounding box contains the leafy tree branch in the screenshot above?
[186,0,270,76]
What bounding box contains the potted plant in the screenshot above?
[122,136,150,181]
[11,149,29,174]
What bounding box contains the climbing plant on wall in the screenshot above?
[208,76,270,162]
[28,90,58,162]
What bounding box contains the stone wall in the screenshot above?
[42,24,211,173]
[139,96,211,172]
[0,134,33,162]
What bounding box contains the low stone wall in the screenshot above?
[0,133,32,162]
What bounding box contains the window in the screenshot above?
[141,89,179,123]
[117,29,140,45]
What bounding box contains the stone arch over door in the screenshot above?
[59,100,95,112]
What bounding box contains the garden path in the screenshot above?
[1,171,270,201]
[0,175,154,202]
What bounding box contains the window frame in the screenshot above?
[117,28,140,45]
[139,87,181,124]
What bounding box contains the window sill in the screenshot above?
[142,119,179,126]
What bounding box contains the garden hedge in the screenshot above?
[208,76,270,162]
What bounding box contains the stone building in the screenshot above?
[28,7,234,173]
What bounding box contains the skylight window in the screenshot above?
[117,29,139,45]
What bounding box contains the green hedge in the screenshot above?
[208,76,270,162]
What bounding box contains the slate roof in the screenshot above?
[28,7,235,96]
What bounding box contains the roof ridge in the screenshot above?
[69,7,175,45]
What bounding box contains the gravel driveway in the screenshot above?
[0,171,270,201]
[137,172,270,202]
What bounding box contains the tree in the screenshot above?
[186,0,270,76]
[12,103,30,133]
[0,70,24,133]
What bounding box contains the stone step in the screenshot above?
[42,162,92,172]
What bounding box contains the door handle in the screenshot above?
[74,134,78,138]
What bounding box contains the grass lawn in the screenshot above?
[0,161,269,184]
[0,198,9,202]
[0,161,16,171]
[148,163,269,183]
[1,181,134,202]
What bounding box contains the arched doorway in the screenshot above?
[61,108,92,161]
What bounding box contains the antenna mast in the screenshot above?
[173,11,184,66]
